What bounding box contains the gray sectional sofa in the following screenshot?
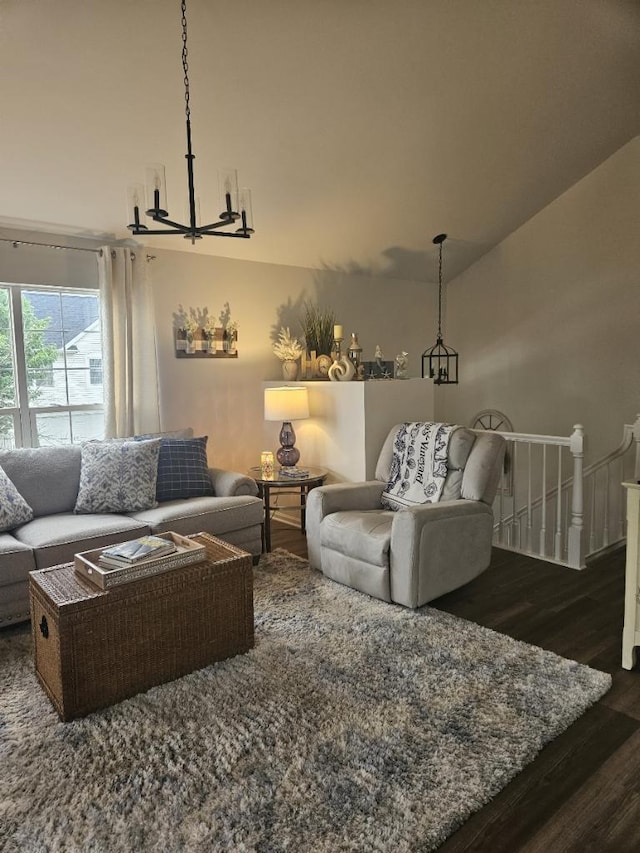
[0,443,263,627]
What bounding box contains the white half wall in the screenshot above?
[437,136,640,462]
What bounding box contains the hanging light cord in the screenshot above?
[432,233,447,343]
[436,239,443,341]
[181,0,190,123]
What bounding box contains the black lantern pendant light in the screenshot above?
[126,0,254,244]
[422,233,459,384]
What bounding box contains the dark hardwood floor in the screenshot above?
[269,520,640,852]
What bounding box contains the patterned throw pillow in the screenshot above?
[155,436,213,502]
[0,465,34,532]
[74,439,162,514]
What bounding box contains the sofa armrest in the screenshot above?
[306,481,385,570]
[208,468,259,498]
[390,500,494,607]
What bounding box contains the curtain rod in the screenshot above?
[0,237,101,254]
[0,238,154,261]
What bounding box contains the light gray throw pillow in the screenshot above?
[0,464,34,531]
[74,439,161,514]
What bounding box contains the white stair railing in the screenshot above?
[492,425,586,568]
[491,415,640,569]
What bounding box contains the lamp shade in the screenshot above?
[264,386,310,422]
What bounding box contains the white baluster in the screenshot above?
[555,445,563,560]
[527,443,533,553]
[511,442,518,548]
[539,444,547,556]
[589,470,597,553]
[603,464,610,548]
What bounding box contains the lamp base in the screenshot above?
[277,421,300,468]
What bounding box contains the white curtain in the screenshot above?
[98,247,160,438]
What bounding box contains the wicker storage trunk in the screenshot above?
[29,533,254,721]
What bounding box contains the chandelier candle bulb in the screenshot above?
[238,188,254,233]
[219,168,239,219]
[145,164,168,216]
[127,184,147,230]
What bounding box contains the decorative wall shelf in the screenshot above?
[175,350,238,359]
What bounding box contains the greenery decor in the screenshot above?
[272,327,304,361]
[300,303,336,356]
[0,296,57,432]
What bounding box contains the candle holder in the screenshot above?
[332,337,343,361]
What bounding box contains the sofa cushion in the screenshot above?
[13,513,150,570]
[320,510,394,567]
[74,439,161,514]
[129,494,264,537]
[0,533,37,586]
[0,445,81,517]
[0,465,33,532]
[155,436,214,502]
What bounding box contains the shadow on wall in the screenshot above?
[316,238,493,284]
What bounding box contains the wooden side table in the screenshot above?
[622,482,640,670]
[249,466,328,552]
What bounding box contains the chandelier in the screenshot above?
[126,0,254,244]
[421,233,459,384]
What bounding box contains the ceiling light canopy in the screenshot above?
[126,0,254,245]
[422,233,459,385]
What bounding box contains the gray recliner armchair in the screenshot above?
[305,424,506,608]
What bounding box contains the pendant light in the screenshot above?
[422,233,459,384]
[126,0,254,244]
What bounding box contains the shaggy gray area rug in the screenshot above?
[0,550,610,852]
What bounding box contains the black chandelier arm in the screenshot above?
[147,213,190,230]
[197,217,238,231]
[128,224,251,239]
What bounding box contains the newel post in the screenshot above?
[633,414,640,482]
[567,424,585,569]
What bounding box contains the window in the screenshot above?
[0,286,105,448]
[89,358,103,386]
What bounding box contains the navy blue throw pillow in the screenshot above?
[155,436,213,502]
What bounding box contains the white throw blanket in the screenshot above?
[381,422,456,511]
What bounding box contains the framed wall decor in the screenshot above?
[174,303,238,359]
[174,326,238,358]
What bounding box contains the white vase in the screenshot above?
[328,356,355,382]
[282,359,299,381]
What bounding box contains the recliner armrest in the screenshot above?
[390,500,494,607]
[305,481,385,570]
[393,499,492,531]
[308,481,385,515]
[208,468,259,498]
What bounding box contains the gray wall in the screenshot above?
[435,136,640,463]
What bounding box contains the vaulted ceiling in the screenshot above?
[0,0,638,281]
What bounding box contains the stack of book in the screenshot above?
[279,467,309,479]
[99,535,177,569]
[74,532,207,589]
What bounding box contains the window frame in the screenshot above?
[0,284,104,448]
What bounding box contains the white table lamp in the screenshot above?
[264,386,310,468]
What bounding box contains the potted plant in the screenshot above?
[300,303,336,378]
[300,303,335,357]
[273,327,304,380]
